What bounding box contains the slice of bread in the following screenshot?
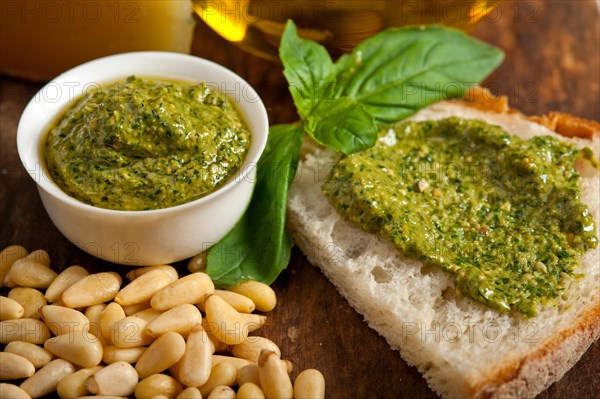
[287,101,600,399]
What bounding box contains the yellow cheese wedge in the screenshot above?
[1,0,195,81]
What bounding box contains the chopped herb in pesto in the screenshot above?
[45,76,251,211]
[323,117,598,316]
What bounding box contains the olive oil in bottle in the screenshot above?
[192,0,500,60]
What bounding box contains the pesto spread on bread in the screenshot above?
[323,117,598,316]
[45,76,251,211]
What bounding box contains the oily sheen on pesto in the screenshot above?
[44,76,251,211]
[323,117,598,316]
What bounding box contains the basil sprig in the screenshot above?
[207,124,303,286]
[207,21,504,287]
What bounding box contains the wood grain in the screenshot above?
[1,1,598,397]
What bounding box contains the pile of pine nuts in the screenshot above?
[0,245,325,399]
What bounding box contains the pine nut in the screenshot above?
[176,387,202,399]
[84,303,108,343]
[102,345,147,364]
[237,364,261,387]
[5,341,53,369]
[45,265,89,303]
[8,287,47,320]
[56,366,103,399]
[44,331,103,368]
[211,354,253,370]
[0,383,31,399]
[207,336,221,353]
[202,319,229,352]
[199,361,238,398]
[258,350,293,399]
[0,295,24,320]
[0,318,51,344]
[174,324,212,387]
[20,359,76,398]
[25,250,51,267]
[134,374,182,399]
[0,246,28,286]
[0,245,325,399]
[4,251,41,288]
[151,272,214,311]
[198,289,256,313]
[0,352,36,380]
[108,272,123,286]
[282,359,293,374]
[86,361,138,397]
[111,316,154,348]
[168,362,184,387]
[145,304,201,337]
[39,305,89,335]
[210,335,228,353]
[61,273,121,308]
[124,268,138,281]
[237,382,266,399]
[204,294,249,345]
[293,369,325,399]
[100,302,126,340]
[216,289,256,313]
[187,252,207,273]
[131,307,162,322]
[125,265,178,282]
[9,258,57,289]
[240,313,267,333]
[115,269,174,306]
[135,331,186,379]
[122,300,151,316]
[3,250,49,290]
[207,385,236,399]
[4,270,17,288]
[232,336,281,363]
[227,281,277,312]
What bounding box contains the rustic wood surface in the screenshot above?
[1,1,598,397]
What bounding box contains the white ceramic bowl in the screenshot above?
[17,52,269,265]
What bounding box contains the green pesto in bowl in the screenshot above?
[45,76,251,211]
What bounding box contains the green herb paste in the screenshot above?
[323,117,598,316]
[45,76,251,211]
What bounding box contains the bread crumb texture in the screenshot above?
[287,101,600,399]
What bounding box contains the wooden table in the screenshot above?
[1,1,598,397]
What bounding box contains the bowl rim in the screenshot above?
[17,51,269,216]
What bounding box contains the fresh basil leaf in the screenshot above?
[334,25,505,122]
[280,20,336,119]
[306,97,377,155]
[206,124,305,287]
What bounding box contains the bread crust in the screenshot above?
[528,112,600,140]
[464,86,600,139]
[474,302,600,399]
[287,98,599,398]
